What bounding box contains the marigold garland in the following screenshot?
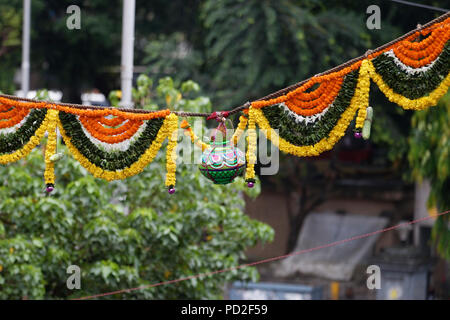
[44,109,58,188]
[0,108,50,164]
[79,116,143,144]
[0,96,171,120]
[58,113,177,184]
[248,59,371,158]
[393,23,449,67]
[245,109,257,182]
[260,70,359,146]
[0,106,29,128]
[180,119,209,151]
[165,113,179,188]
[0,108,47,154]
[0,13,449,191]
[367,60,450,110]
[231,115,248,145]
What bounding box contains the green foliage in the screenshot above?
[198,0,397,106]
[0,77,274,299]
[143,33,204,85]
[408,94,450,260]
[370,104,410,165]
[0,1,22,93]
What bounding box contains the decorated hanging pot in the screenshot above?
[199,139,245,184]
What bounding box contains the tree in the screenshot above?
[0,77,273,299]
[0,1,21,93]
[408,93,450,260]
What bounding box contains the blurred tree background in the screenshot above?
[0,0,449,298]
[0,1,22,93]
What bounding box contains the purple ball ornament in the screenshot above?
[168,187,176,194]
[46,184,54,193]
[247,181,255,188]
[354,131,362,139]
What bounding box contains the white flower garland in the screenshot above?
[385,50,437,75]
[78,116,148,152]
[282,102,331,125]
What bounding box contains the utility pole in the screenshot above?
[120,0,136,108]
[21,0,31,98]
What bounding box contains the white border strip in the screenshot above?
[281,102,331,125]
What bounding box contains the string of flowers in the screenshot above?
[44,109,58,191]
[165,113,179,193]
[0,110,30,134]
[354,61,371,138]
[180,120,209,151]
[245,108,257,186]
[231,115,248,145]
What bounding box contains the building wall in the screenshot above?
[244,190,407,260]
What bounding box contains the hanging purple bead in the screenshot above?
[168,187,176,194]
[354,131,362,139]
[247,181,254,188]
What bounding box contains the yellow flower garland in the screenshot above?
[58,114,177,183]
[355,61,370,131]
[165,113,179,187]
[231,115,248,145]
[0,110,52,164]
[355,107,367,130]
[44,109,59,185]
[367,60,450,110]
[245,109,257,181]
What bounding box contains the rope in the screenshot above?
[1,11,449,118]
